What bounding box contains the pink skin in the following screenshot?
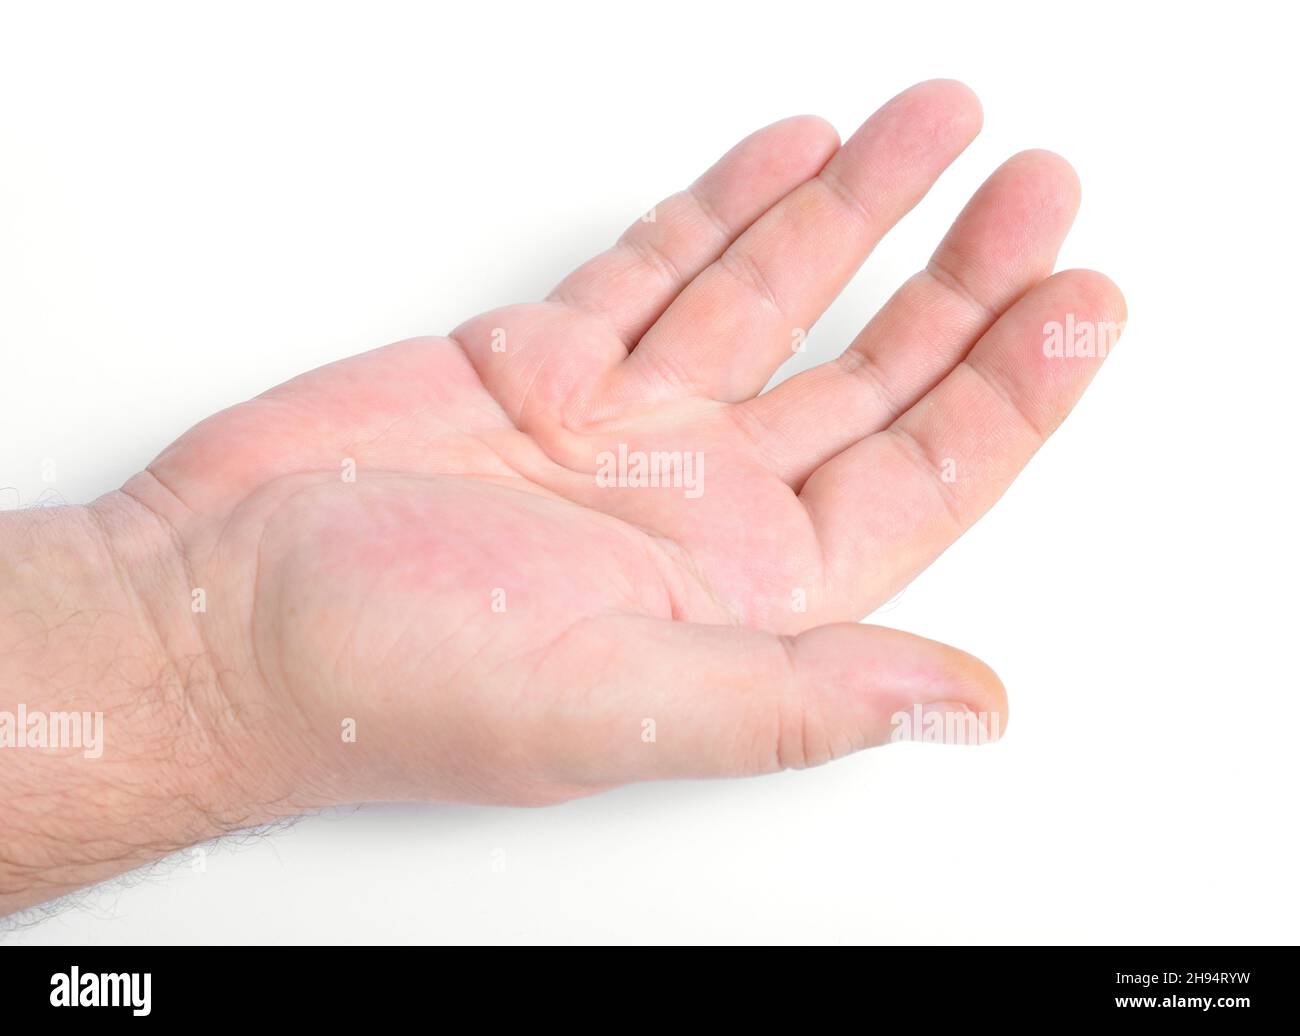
[111,80,1123,809]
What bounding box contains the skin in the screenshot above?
[0,80,1124,914]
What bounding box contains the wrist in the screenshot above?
[0,492,303,914]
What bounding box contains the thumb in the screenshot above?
[542,615,1008,784]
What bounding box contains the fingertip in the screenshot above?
[1002,148,1082,207]
[903,78,984,135]
[850,625,1009,746]
[732,114,840,183]
[1051,268,1128,327]
[775,113,842,151]
[943,149,1082,270]
[939,643,1009,737]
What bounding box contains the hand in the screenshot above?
[1,80,1124,908]
[120,78,1124,803]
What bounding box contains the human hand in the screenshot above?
[117,78,1126,804]
[1,80,1124,908]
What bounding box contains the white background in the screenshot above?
[2,0,1297,944]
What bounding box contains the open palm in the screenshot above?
[125,81,1124,808]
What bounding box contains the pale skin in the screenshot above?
[0,80,1124,914]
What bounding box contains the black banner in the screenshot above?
[0,945,1291,1024]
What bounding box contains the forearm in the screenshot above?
[0,495,284,914]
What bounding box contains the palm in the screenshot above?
[127,81,1123,806]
